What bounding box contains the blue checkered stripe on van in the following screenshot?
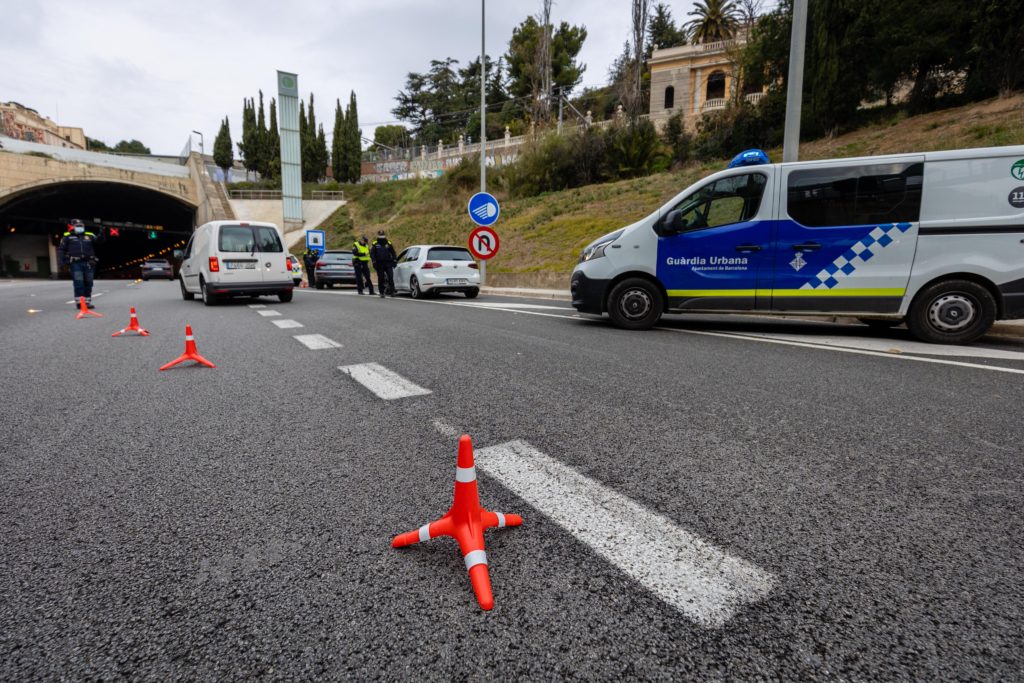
[801,222,913,290]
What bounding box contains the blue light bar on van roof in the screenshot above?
[727,149,770,168]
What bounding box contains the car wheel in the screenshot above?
[179,276,194,301]
[464,288,479,299]
[410,276,423,299]
[200,277,217,306]
[315,282,324,290]
[278,290,293,303]
[607,277,663,330]
[858,318,901,329]
[906,279,995,344]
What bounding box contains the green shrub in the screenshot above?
[604,119,662,179]
[662,112,692,167]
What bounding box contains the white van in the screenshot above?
[571,145,1024,343]
[177,220,294,305]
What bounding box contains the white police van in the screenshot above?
[571,146,1024,343]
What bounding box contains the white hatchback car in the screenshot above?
[393,245,481,299]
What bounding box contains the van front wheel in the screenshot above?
[907,279,995,344]
[607,278,663,330]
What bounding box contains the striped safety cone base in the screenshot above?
[159,325,216,371]
[111,307,149,337]
[392,434,522,610]
[75,296,103,319]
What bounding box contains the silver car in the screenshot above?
[392,245,481,299]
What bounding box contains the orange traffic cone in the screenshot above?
[75,296,103,319]
[111,307,149,337]
[392,435,522,610]
[159,325,216,370]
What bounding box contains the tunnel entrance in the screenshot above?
[0,181,195,279]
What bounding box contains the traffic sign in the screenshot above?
[468,226,500,260]
[306,229,325,254]
[468,192,500,227]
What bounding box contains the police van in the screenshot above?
[570,145,1024,343]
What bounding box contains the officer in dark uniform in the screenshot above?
[369,230,397,298]
[58,219,102,307]
[302,247,320,289]
[352,235,374,295]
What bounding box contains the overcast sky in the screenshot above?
[1,0,706,155]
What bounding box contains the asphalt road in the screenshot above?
[1,278,1022,680]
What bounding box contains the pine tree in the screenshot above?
[332,98,346,182]
[267,97,281,180]
[255,90,268,178]
[213,117,233,180]
[346,91,361,183]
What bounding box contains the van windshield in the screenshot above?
[219,225,283,253]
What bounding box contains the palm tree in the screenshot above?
[685,0,740,44]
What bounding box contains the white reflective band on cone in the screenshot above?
[463,549,487,570]
[495,512,506,528]
[185,336,194,341]
[455,466,476,483]
[418,524,430,543]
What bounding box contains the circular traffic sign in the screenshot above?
[468,192,500,226]
[468,226,500,260]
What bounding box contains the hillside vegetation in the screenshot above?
[319,95,1024,287]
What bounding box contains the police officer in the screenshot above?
[352,235,375,295]
[369,230,397,298]
[58,219,101,308]
[302,247,320,289]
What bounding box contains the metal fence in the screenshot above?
[311,190,345,200]
[228,189,345,200]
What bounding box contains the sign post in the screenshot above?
[468,192,499,284]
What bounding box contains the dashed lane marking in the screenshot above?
[248,304,267,309]
[473,439,776,628]
[256,310,282,317]
[64,292,105,305]
[293,334,342,350]
[337,363,431,400]
[272,319,304,329]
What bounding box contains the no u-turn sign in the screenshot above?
[468,226,500,260]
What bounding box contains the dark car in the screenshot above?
[141,258,174,281]
[314,250,357,288]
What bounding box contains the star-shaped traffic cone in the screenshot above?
[392,434,522,610]
[75,296,102,319]
[111,307,149,337]
[159,325,216,370]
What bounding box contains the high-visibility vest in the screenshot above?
[353,242,371,262]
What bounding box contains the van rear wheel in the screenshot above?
[607,278,663,330]
[907,279,995,344]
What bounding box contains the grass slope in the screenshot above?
[318,95,1024,285]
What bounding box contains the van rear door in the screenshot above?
[770,157,924,314]
[215,224,261,282]
[252,225,288,283]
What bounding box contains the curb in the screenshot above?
[480,287,571,302]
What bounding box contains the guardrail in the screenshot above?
[311,190,345,200]
[229,189,282,200]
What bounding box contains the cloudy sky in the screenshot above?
[2,0,707,155]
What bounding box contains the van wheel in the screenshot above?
[200,277,218,306]
[858,318,901,329]
[907,279,995,344]
[180,276,194,301]
[607,278,663,330]
[278,290,293,303]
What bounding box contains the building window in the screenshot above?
[25,131,35,142]
[706,71,726,101]
[664,86,675,110]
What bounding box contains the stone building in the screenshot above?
[0,101,86,150]
[647,34,765,130]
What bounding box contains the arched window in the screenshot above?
[706,71,726,101]
[664,86,675,110]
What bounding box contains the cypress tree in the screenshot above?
[240,98,258,180]
[267,97,281,180]
[256,90,268,178]
[346,91,361,183]
[332,98,345,182]
[316,124,329,182]
[213,117,233,180]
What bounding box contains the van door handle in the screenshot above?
[792,242,821,251]
[735,244,762,252]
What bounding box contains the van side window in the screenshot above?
[787,162,923,227]
[183,233,195,259]
[668,173,768,232]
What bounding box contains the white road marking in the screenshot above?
[474,440,775,628]
[256,310,281,317]
[457,302,572,311]
[664,327,1024,375]
[293,334,342,350]
[272,319,304,329]
[731,331,1024,361]
[64,292,104,305]
[337,363,431,400]
[248,304,267,309]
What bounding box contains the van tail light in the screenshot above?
[468,262,479,269]
[285,256,292,270]
[209,256,220,272]
[422,261,442,269]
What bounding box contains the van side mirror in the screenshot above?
[173,249,183,260]
[655,209,685,236]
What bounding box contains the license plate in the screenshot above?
[227,262,256,269]
[151,267,163,271]
[447,278,468,285]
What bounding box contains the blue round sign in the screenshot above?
[468,192,500,227]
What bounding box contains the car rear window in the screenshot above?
[322,252,353,263]
[144,260,169,266]
[218,225,284,253]
[427,247,474,261]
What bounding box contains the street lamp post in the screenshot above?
[479,0,487,286]
[191,130,204,156]
[782,0,808,163]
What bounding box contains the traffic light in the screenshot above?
[148,230,158,240]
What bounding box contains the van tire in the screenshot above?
[907,279,995,344]
[607,278,663,330]
[179,276,194,301]
[200,277,218,306]
[278,290,293,303]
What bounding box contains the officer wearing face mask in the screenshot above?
[58,219,102,308]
